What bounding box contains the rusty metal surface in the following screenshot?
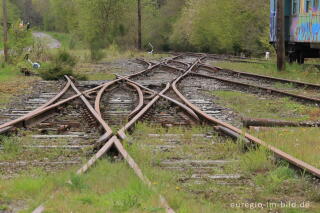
[127,82,144,118]
[171,57,320,179]
[67,76,113,136]
[190,72,320,104]
[2,53,320,213]
[116,75,200,122]
[0,78,72,131]
[204,64,320,89]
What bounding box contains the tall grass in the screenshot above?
[251,127,320,169]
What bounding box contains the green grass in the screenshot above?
[213,61,320,85]
[1,124,320,212]
[0,65,38,108]
[210,90,320,122]
[0,65,20,81]
[0,136,22,161]
[239,147,273,173]
[45,32,85,50]
[124,123,320,212]
[1,161,162,213]
[250,127,320,169]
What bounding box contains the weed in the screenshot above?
[0,137,22,161]
[38,50,87,80]
[239,147,273,173]
[69,173,88,191]
[251,127,320,168]
[255,166,296,193]
[0,205,8,210]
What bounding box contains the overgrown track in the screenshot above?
[0,53,320,212]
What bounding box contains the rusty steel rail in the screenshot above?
[117,82,171,139]
[5,56,186,213]
[115,75,200,123]
[5,53,320,213]
[94,81,144,118]
[30,58,185,213]
[0,55,178,136]
[201,64,320,90]
[67,76,113,135]
[74,57,205,212]
[0,78,72,132]
[189,71,320,104]
[32,85,176,213]
[169,58,320,179]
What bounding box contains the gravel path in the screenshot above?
[32,32,61,49]
[0,32,61,55]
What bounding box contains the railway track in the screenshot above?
[0,53,320,212]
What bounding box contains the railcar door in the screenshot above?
[270,0,291,42]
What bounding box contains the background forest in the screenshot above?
[1,0,270,57]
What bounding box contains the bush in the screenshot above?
[39,50,87,80]
[55,50,77,67]
[90,41,105,61]
[39,64,73,80]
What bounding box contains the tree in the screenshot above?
[2,0,8,62]
[137,0,141,50]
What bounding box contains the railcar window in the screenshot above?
[292,0,299,14]
[306,0,312,12]
[315,0,319,9]
[272,0,276,12]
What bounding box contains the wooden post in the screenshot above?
[137,0,142,50]
[277,0,285,71]
[2,0,9,63]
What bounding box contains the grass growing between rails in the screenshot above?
[122,123,320,212]
[250,127,320,169]
[210,90,320,122]
[0,161,163,213]
[0,124,319,212]
[213,61,320,85]
[0,135,81,163]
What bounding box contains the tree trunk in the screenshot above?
[137,0,142,50]
[2,0,9,63]
[277,0,285,71]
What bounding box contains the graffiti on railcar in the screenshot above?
[270,15,277,42]
[270,0,277,42]
[290,15,320,42]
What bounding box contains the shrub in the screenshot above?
[39,64,73,80]
[38,50,87,80]
[239,147,274,173]
[55,50,77,67]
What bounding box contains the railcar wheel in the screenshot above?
[288,53,296,63]
[297,52,305,64]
